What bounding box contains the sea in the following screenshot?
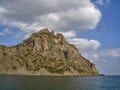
[0,75,120,90]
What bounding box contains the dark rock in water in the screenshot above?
[0,29,99,76]
[99,74,105,76]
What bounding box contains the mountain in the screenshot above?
[0,29,99,75]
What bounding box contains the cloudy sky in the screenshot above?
[0,0,120,75]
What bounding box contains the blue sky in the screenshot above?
[79,0,120,49]
[0,0,120,75]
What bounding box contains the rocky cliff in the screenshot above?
[0,29,99,75]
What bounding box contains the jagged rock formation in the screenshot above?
[0,29,99,75]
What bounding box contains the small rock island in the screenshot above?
[0,29,99,76]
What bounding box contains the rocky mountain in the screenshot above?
[0,29,99,75]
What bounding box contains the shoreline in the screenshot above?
[0,73,99,76]
[0,67,99,76]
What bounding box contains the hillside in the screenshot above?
[0,29,99,75]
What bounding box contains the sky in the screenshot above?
[0,0,120,75]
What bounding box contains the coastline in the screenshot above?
[0,72,99,76]
[0,67,99,76]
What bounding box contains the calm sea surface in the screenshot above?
[0,75,120,90]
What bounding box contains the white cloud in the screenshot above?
[99,48,120,58]
[69,38,100,52]
[68,38,100,61]
[95,0,111,5]
[58,31,76,38]
[102,60,106,63]
[0,7,6,14]
[0,0,103,63]
[0,32,4,36]
[57,6,101,31]
[0,0,101,37]
[96,0,104,5]
[0,28,24,38]
[0,28,12,36]
[3,28,12,35]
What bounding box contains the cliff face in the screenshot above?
[0,29,99,75]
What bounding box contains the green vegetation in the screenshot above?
[15,53,70,74]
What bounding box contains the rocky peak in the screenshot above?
[0,29,99,75]
[37,28,49,34]
[23,29,67,51]
[31,29,65,41]
[56,33,66,43]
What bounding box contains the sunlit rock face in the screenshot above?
[0,29,99,75]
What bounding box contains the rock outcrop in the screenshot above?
[0,29,99,75]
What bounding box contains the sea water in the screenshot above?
[0,75,120,90]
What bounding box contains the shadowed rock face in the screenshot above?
[0,29,99,75]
